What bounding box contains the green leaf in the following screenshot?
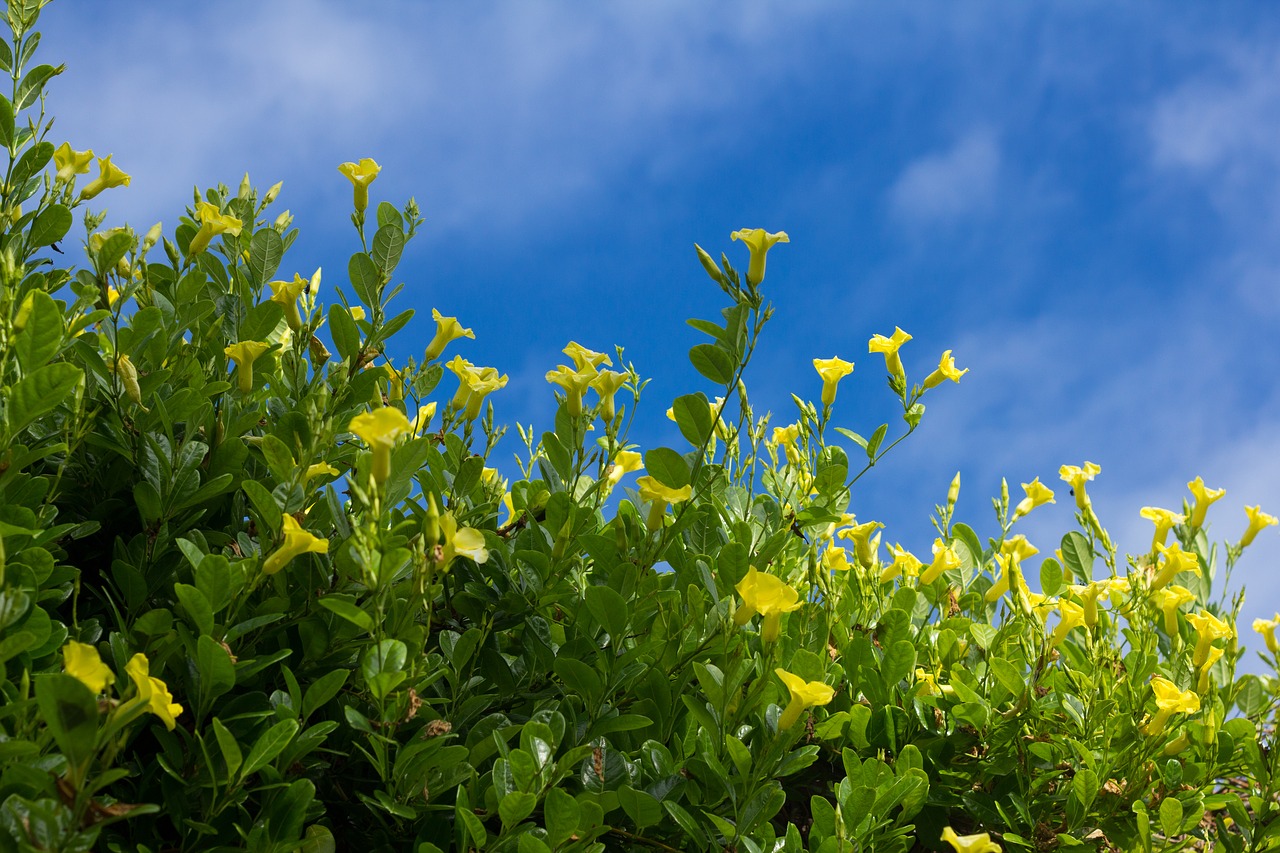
[498,791,536,829]
[689,343,735,384]
[348,252,381,308]
[1159,796,1183,837]
[15,63,62,110]
[0,94,12,148]
[317,596,374,632]
[1040,557,1064,597]
[196,634,236,702]
[882,640,917,687]
[1060,531,1093,582]
[1071,767,1099,811]
[241,479,280,538]
[328,304,360,363]
[371,224,405,275]
[618,785,662,829]
[671,393,713,448]
[989,657,1025,698]
[240,718,300,779]
[248,228,284,284]
[951,522,984,568]
[4,362,82,436]
[259,434,296,483]
[644,447,690,489]
[212,717,243,779]
[544,787,580,847]
[35,674,98,768]
[13,290,63,372]
[95,230,134,278]
[584,585,628,639]
[174,583,214,636]
[553,658,601,701]
[865,423,889,460]
[28,204,71,247]
[302,669,349,722]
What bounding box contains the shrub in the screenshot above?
[1,5,1278,852]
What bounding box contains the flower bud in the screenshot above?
[238,172,252,200]
[142,222,163,253]
[264,181,283,204]
[274,210,294,231]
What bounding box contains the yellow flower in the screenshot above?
[338,157,381,212]
[54,142,94,184]
[880,543,923,583]
[1253,613,1280,656]
[775,668,835,730]
[985,553,1017,603]
[79,155,131,201]
[730,228,789,285]
[124,654,184,731]
[1145,676,1199,736]
[837,520,883,567]
[268,274,309,331]
[224,341,271,394]
[1050,599,1086,648]
[349,407,414,485]
[920,538,961,585]
[1012,477,1055,521]
[822,546,854,573]
[941,827,1001,853]
[868,327,912,382]
[413,401,438,435]
[303,463,339,484]
[1000,535,1040,563]
[812,356,855,407]
[606,450,644,488]
[922,350,968,389]
[1140,507,1185,552]
[563,341,612,371]
[770,422,804,465]
[1240,505,1278,548]
[546,363,598,417]
[636,475,693,531]
[423,309,475,362]
[262,514,329,575]
[63,641,114,694]
[1066,581,1109,628]
[188,201,243,255]
[1186,477,1225,528]
[914,668,955,699]
[446,357,509,420]
[1197,645,1224,694]
[1187,610,1232,668]
[735,568,804,643]
[589,370,628,422]
[1152,585,1196,637]
[1059,462,1101,510]
[349,306,367,322]
[438,513,489,571]
[1151,541,1200,590]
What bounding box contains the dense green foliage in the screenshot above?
[2,3,1279,851]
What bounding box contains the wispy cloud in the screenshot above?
[888,129,1001,224]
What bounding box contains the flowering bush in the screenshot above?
[1,5,1279,852]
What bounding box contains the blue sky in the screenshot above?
[40,2,1280,658]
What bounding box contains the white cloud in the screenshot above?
[888,129,1001,224]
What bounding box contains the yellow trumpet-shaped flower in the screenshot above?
[775,668,835,730]
[63,641,114,695]
[225,341,271,394]
[837,520,883,568]
[941,827,1001,853]
[735,569,803,643]
[920,538,961,585]
[349,407,413,485]
[124,654,184,731]
[1240,505,1278,548]
[262,514,329,575]
[914,668,955,699]
[1012,477,1055,521]
[868,327,912,382]
[636,475,693,531]
[446,356,509,420]
[1187,477,1225,528]
[1152,585,1196,637]
[187,201,243,256]
[880,543,923,583]
[413,401,438,435]
[1151,541,1200,590]
[922,350,968,389]
[1066,581,1110,628]
[438,512,489,571]
[1050,599,1086,648]
[563,341,612,371]
[822,546,854,573]
[268,274,309,331]
[1059,462,1101,510]
[812,356,855,407]
[338,157,381,212]
[730,228,789,285]
[1140,506,1185,552]
[770,422,804,465]
[79,155,131,201]
[54,142,94,184]
[1145,676,1199,736]
[546,363,598,417]
[303,463,339,484]
[1253,613,1280,656]
[985,553,1019,603]
[1187,610,1232,668]
[1197,645,1224,694]
[423,309,475,362]
[606,449,644,488]
[589,370,628,422]
[1001,535,1040,563]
